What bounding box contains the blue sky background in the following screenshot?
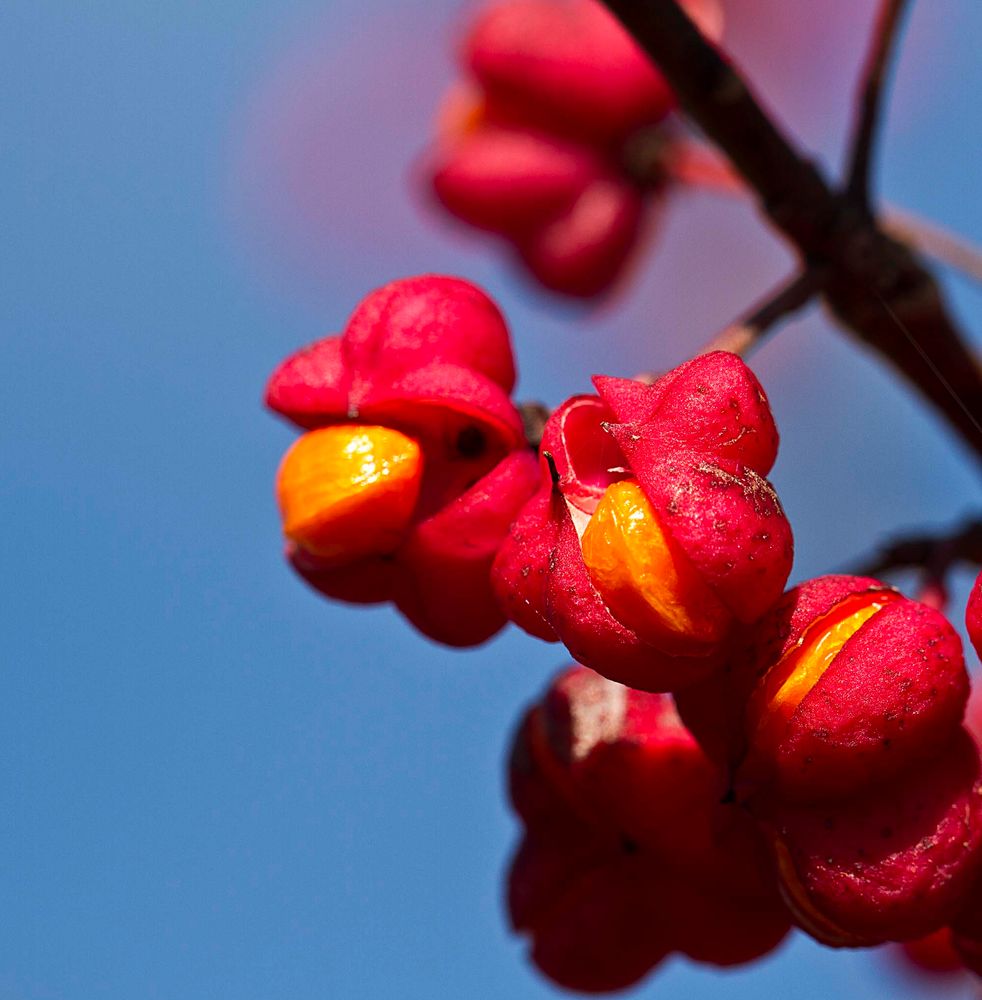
[2,1,981,998]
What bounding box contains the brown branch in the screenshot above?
[844,518,982,580]
[521,270,821,441]
[700,270,823,357]
[845,0,912,210]
[600,0,982,465]
[603,0,834,250]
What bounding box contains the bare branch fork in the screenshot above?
[602,0,982,463]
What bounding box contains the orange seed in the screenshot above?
[276,424,423,565]
[580,480,732,653]
[747,593,901,752]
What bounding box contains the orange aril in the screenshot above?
[276,425,423,565]
[580,481,732,652]
[747,593,900,751]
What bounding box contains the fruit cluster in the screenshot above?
[427,0,723,297]
[266,275,539,646]
[507,664,790,991]
[266,276,982,991]
[677,574,982,947]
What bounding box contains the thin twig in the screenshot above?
[599,0,982,463]
[845,0,912,210]
[522,270,820,437]
[519,401,551,451]
[882,207,982,286]
[700,270,824,357]
[660,138,745,195]
[843,518,982,580]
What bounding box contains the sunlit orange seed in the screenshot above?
[747,593,901,752]
[276,425,423,564]
[580,480,732,650]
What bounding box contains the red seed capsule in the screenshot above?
[968,569,982,661]
[426,0,724,297]
[266,275,539,646]
[492,353,793,692]
[736,575,970,801]
[506,665,790,991]
[760,729,982,946]
[895,928,964,976]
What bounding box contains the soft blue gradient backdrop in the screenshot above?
[2,2,980,998]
